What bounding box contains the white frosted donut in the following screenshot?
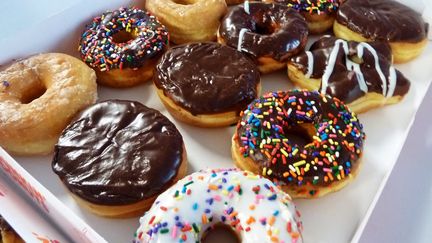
[134,168,303,243]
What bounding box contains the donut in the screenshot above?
[0,53,97,156]
[0,216,24,243]
[153,42,261,127]
[334,0,429,63]
[218,1,308,73]
[145,0,227,44]
[288,36,411,113]
[232,90,366,198]
[263,0,342,34]
[52,100,187,218]
[79,7,169,88]
[134,168,303,243]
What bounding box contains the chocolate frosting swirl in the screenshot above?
[154,42,260,115]
[219,2,308,61]
[336,0,428,43]
[290,36,410,103]
[52,100,184,205]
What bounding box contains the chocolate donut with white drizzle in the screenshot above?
[218,1,308,73]
[288,36,410,113]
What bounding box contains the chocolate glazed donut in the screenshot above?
[334,0,429,63]
[52,100,187,217]
[153,42,261,127]
[218,1,308,73]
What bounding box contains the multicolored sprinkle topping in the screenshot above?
[134,168,303,243]
[79,7,169,72]
[283,0,340,14]
[235,90,365,189]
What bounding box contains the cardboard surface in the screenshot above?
[0,0,431,242]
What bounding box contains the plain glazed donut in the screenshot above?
[145,0,227,44]
[288,36,411,113]
[334,0,428,63]
[263,0,341,34]
[232,90,366,198]
[134,168,303,243]
[79,7,169,88]
[52,100,187,218]
[153,42,261,127]
[0,53,97,156]
[218,1,308,73]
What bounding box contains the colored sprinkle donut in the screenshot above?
[232,90,365,198]
[79,7,169,72]
[134,168,303,243]
[280,0,340,15]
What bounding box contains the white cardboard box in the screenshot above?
[0,0,431,242]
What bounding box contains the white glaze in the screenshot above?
[134,169,303,243]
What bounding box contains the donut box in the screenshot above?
[0,0,431,242]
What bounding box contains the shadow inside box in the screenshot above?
[181,123,235,154]
[97,79,155,105]
[15,154,69,197]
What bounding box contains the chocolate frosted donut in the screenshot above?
[154,42,261,127]
[218,1,308,73]
[52,100,187,217]
[265,0,341,34]
[288,36,410,113]
[334,0,428,63]
[232,90,366,198]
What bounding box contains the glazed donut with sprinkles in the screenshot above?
[79,7,169,88]
[134,168,303,243]
[232,90,366,198]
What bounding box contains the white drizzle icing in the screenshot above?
[305,51,314,78]
[387,66,397,98]
[318,39,398,98]
[320,40,347,93]
[237,28,249,52]
[357,42,387,96]
[244,0,250,15]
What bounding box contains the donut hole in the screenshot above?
[20,80,47,104]
[172,0,198,5]
[284,124,315,147]
[350,54,364,64]
[251,16,279,35]
[202,224,240,243]
[112,30,136,44]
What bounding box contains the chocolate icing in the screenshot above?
[52,100,184,205]
[154,42,260,115]
[79,7,169,71]
[290,36,410,103]
[337,0,428,43]
[219,2,308,61]
[235,90,365,187]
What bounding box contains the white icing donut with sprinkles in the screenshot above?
[134,168,303,243]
